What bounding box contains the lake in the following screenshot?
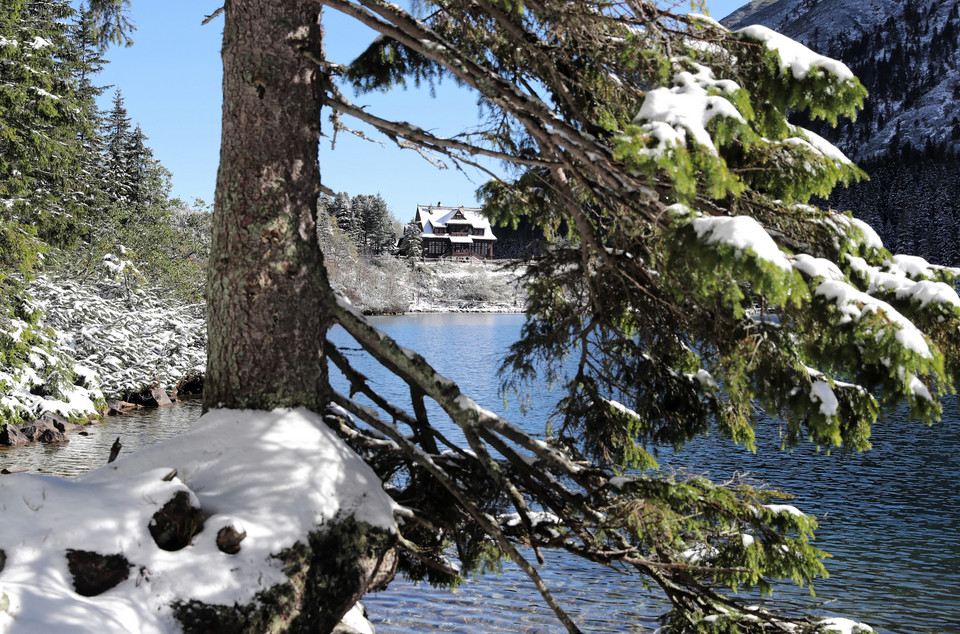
[2,313,957,633]
[341,314,960,634]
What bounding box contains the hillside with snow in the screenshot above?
[724,0,960,161]
[722,0,960,268]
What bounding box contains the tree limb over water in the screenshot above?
[205,0,957,631]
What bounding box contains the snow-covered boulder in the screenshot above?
[0,408,398,633]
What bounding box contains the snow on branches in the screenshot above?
[308,0,960,630]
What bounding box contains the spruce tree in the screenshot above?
[0,0,91,274]
[102,88,133,207]
[124,123,168,208]
[399,221,423,260]
[330,190,356,241]
[67,7,110,225]
[356,193,392,254]
[306,3,958,630]
[0,0,105,430]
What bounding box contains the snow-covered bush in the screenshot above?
[30,272,206,398]
[0,260,207,427]
[0,280,105,427]
[413,261,526,311]
[354,256,417,314]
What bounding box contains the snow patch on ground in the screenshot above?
[0,408,396,633]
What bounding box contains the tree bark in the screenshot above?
[203,4,398,631]
[206,0,331,412]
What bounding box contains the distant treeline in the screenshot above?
[826,147,960,268]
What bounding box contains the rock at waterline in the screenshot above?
[176,375,204,397]
[17,413,74,443]
[41,411,83,433]
[127,387,174,408]
[38,428,68,444]
[0,424,30,447]
[106,400,141,415]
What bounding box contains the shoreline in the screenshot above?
[362,302,527,316]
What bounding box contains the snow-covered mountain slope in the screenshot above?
[723,0,894,52]
[723,0,960,161]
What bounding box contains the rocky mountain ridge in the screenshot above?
[723,0,960,161]
[722,0,960,268]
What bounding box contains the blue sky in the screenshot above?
[97,0,747,220]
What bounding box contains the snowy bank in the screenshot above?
[2,272,206,431]
[405,260,527,314]
[0,408,397,633]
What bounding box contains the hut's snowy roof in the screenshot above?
[416,205,497,241]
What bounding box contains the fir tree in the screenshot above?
[0,0,91,274]
[399,221,423,260]
[305,3,955,630]
[358,193,393,254]
[123,123,168,208]
[329,190,355,239]
[67,7,110,223]
[101,88,133,207]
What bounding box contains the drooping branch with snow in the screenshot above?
[303,0,958,631]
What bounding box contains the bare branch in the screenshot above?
[202,6,225,25]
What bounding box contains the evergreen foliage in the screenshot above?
[320,191,398,255]
[727,0,960,270]
[0,0,87,275]
[0,1,207,430]
[310,1,959,631]
[398,221,423,260]
[316,197,411,313]
[827,149,960,268]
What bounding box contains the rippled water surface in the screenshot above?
[343,314,960,634]
[2,313,957,633]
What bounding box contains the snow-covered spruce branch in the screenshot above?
[331,295,586,478]
[311,0,913,628]
[324,385,583,633]
[325,342,464,456]
[328,298,584,631]
[320,0,664,219]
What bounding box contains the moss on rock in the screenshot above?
[174,516,397,634]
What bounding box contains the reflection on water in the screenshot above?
[2,313,958,633]
[367,548,667,633]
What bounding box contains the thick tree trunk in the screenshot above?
[206,0,330,412]
[203,4,398,631]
